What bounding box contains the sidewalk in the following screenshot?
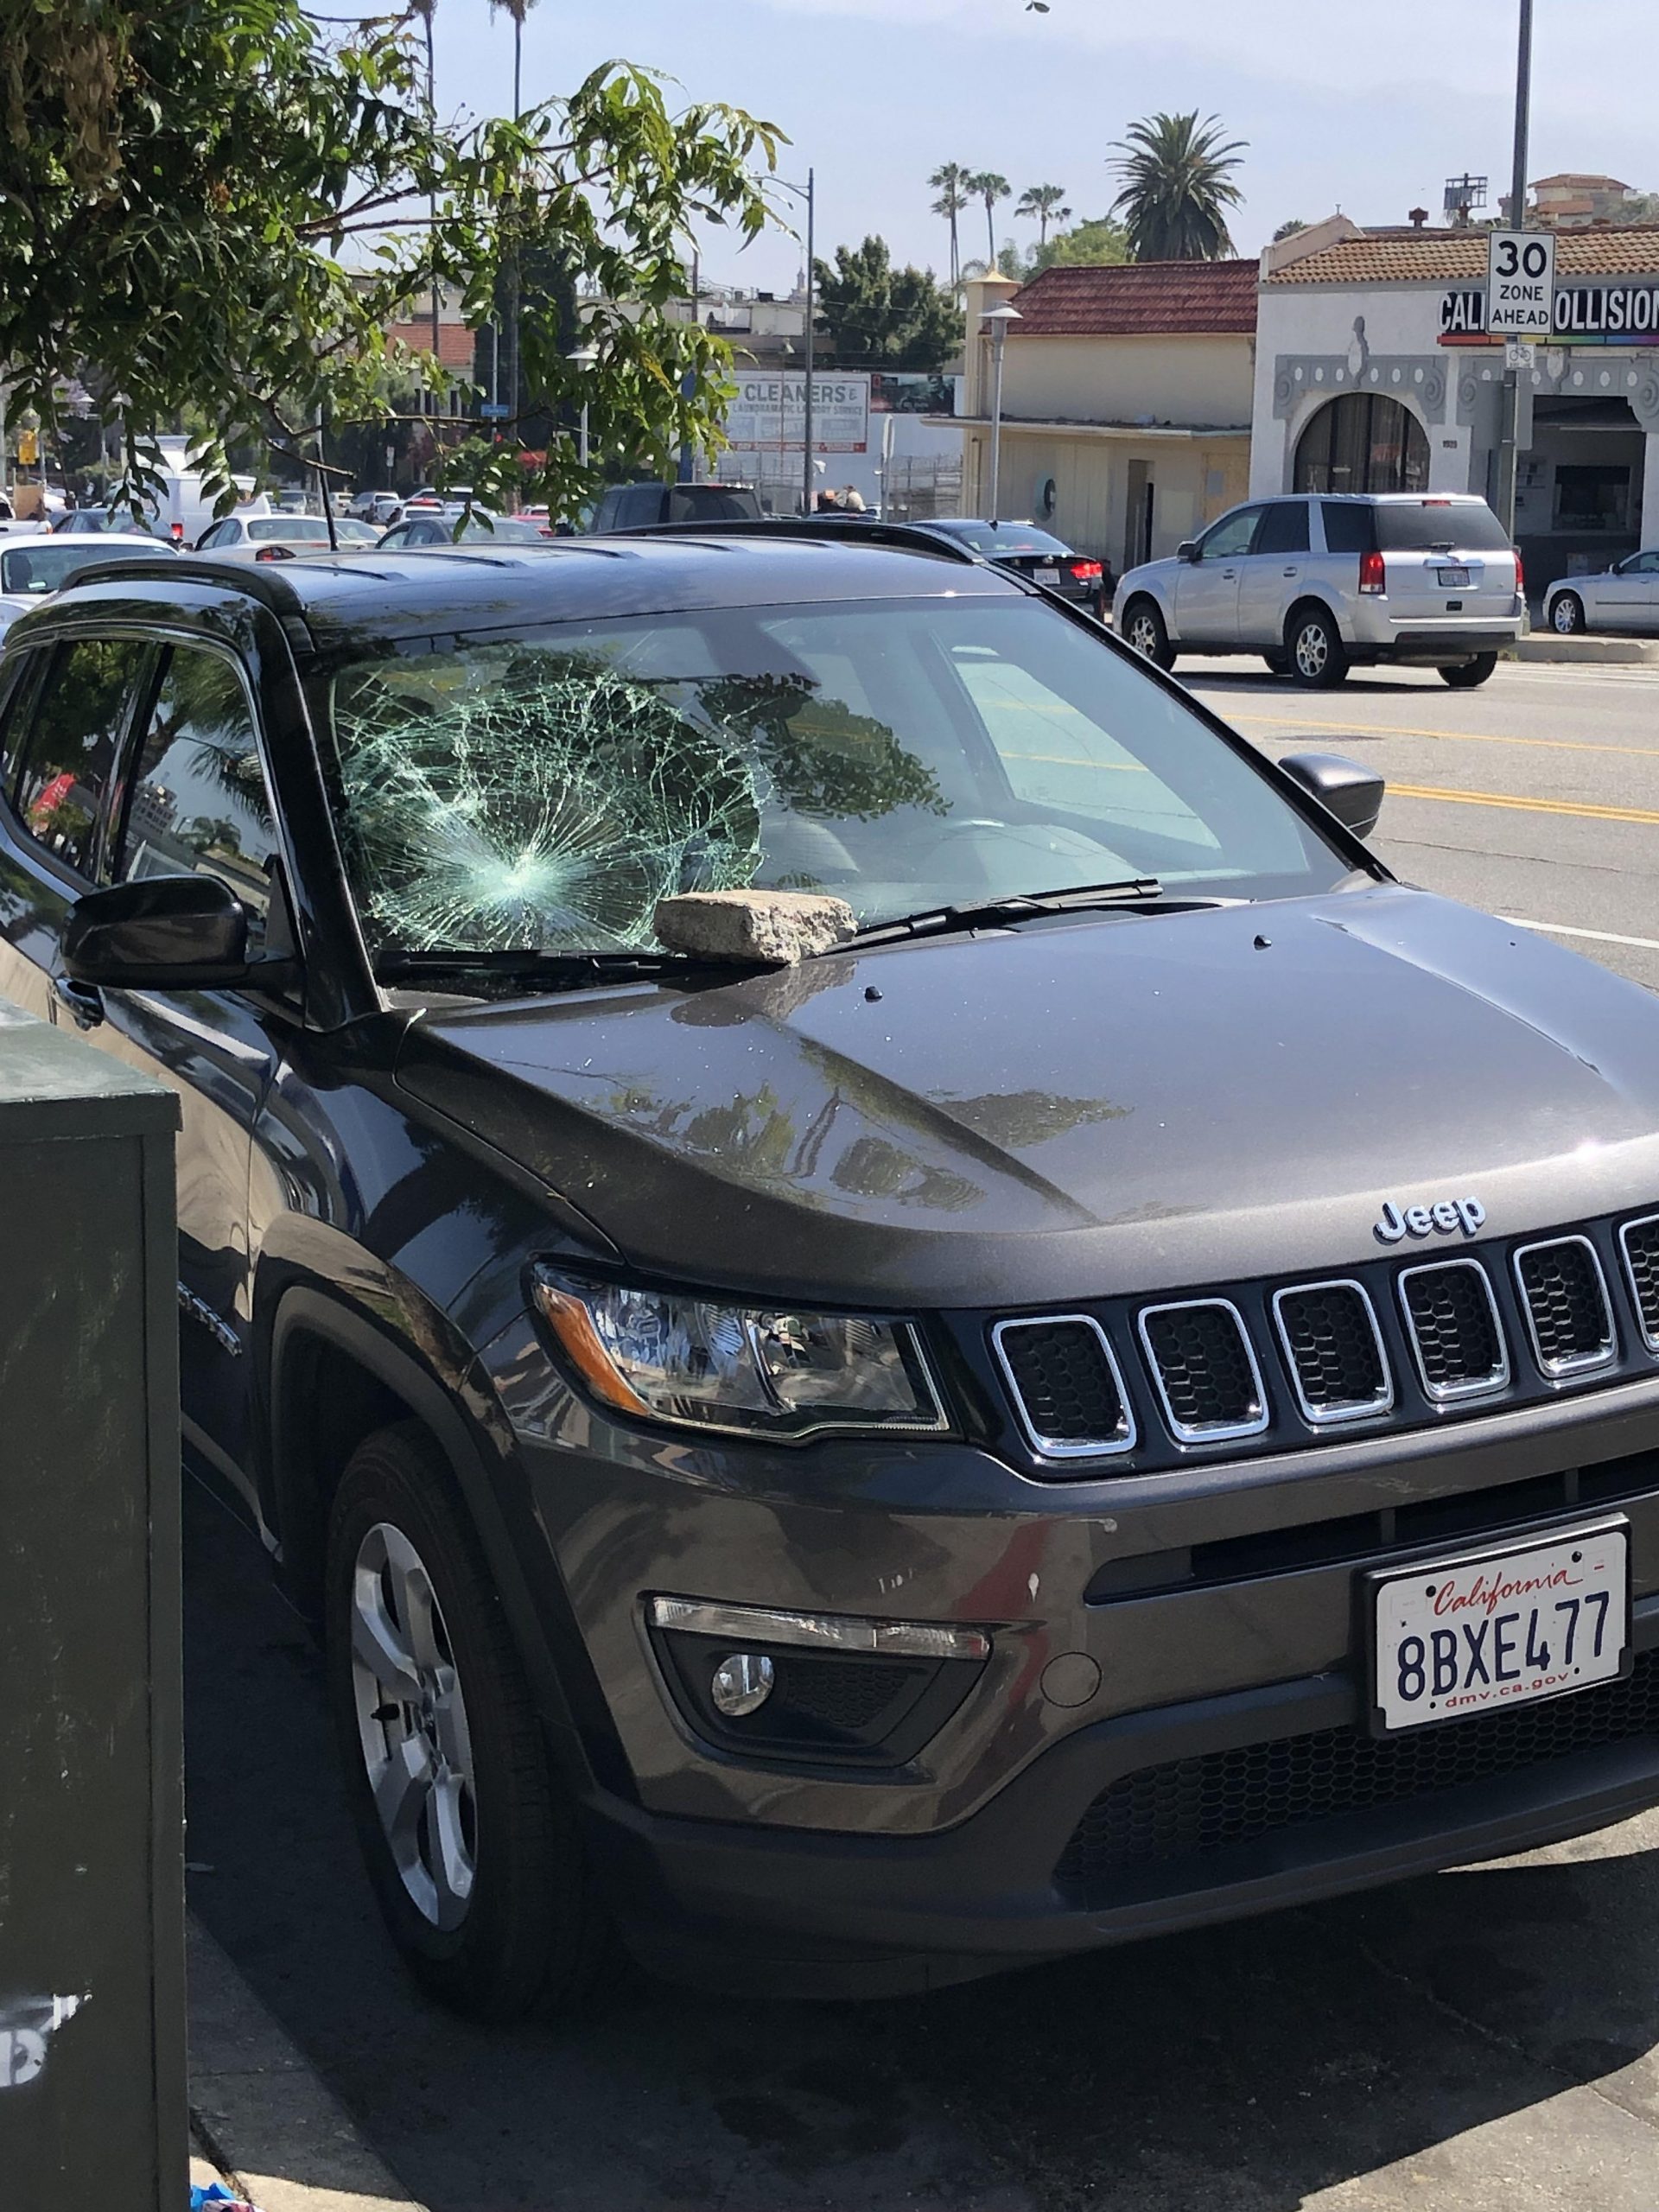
[188,1915,424,2212]
[1510,630,1659,666]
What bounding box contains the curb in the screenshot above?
[188,1914,424,2212]
[1510,635,1659,666]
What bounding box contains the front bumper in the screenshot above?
[480,1319,1659,1994]
[594,1601,1659,1997]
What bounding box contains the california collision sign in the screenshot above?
[1440,280,1659,346]
[723,372,871,453]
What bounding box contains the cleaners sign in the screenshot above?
[1486,230,1555,335]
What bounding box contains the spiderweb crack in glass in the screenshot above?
[334,670,764,953]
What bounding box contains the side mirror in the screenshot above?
[1279,751,1385,841]
[62,874,282,990]
[1176,540,1198,563]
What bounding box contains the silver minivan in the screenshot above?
[1114,492,1524,689]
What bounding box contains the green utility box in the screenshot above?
[0,1001,184,2207]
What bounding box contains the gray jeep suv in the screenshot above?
[1116,492,1524,688]
[9,519,1659,2018]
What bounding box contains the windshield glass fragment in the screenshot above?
[326,599,1355,962]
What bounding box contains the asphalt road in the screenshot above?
[186,657,1659,2212]
[1185,654,1659,996]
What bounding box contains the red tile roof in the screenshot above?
[1268,228,1659,284]
[1010,258,1258,337]
[387,319,477,370]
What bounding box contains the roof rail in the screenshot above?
[614,517,983,565]
[55,554,305,608]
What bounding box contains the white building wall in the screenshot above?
[1251,279,1471,498]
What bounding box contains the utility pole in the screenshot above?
[802,168,816,515]
[1496,0,1535,537]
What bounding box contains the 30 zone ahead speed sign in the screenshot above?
[1487,229,1556,336]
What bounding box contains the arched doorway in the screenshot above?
[1294,392,1429,495]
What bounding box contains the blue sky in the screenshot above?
[429,0,1658,292]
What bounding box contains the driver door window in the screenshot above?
[1198,507,1263,562]
[112,646,281,942]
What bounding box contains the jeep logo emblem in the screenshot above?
[1374,1196,1486,1245]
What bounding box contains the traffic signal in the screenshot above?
[16,429,38,467]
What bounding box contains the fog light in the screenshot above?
[710,1652,775,1718]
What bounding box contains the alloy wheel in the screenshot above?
[1294,621,1329,679]
[1552,595,1581,634]
[1128,611,1160,658]
[349,1520,477,1931]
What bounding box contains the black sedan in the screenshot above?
[912,518,1110,616]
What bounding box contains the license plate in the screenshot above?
[1436,565,1471,588]
[1369,1521,1630,1734]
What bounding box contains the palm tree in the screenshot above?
[489,0,539,459]
[928,162,972,290]
[489,0,537,120]
[968,172,1012,268]
[1016,183,1071,246]
[1109,111,1246,261]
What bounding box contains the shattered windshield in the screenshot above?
[325,598,1353,960]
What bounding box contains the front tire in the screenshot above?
[1287,606,1349,688]
[1440,652,1498,690]
[1551,592,1585,635]
[1122,597,1175,670]
[326,1421,607,2020]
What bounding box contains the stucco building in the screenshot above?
[954,263,1255,573]
[1252,219,1659,589]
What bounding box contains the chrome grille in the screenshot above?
[1619,1214,1659,1352]
[1138,1300,1268,1441]
[1515,1236,1615,1376]
[1271,1281,1391,1424]
[992,1316,1134,1459]
[1399,1260,1508,1402]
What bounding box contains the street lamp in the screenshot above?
[567,342,599,468]
[981,302,1021,522]
[776,172,817,513]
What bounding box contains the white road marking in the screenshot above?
[1501,916,1659,953]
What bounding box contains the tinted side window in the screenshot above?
[0,650,48,796]
[616,486,665,527]
[1255,503,1311,556]
[114,647,280,938]
[11,639,149,875]
[1321,502,1376,555]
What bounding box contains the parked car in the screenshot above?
[0,534,174,635]
[195,513,380,556]
[348,490,404,527]
[54,507,162,537]
[375,514,547,550]
[10,522,1659,2022]
[588,480,763,531]
[912,518,1110,617]
[1115,492,1523,688]
[1545,550,1659,635]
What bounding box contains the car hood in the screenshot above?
[395,887,1659,1306]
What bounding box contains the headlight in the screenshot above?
[531,1267,948,1440]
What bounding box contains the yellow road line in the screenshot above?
[1225,711,1659,761]
[1387,780,1659,827]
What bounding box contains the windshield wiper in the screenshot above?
[832,877,1181,951]
[376,947,684,991]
